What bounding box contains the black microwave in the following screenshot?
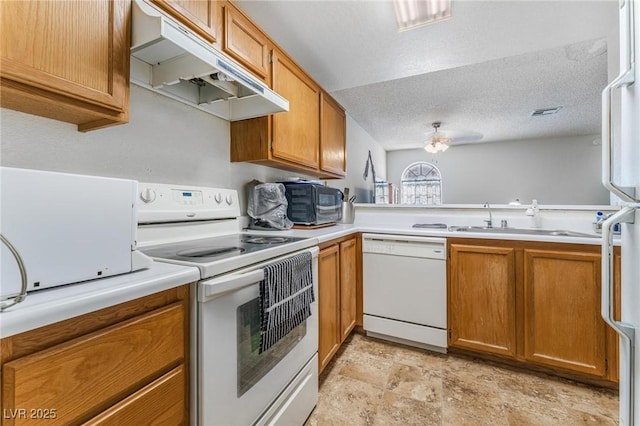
[281,182,343,225]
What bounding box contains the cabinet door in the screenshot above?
[150,0,220,44]
[339,238,357,342]
[320,93,347,177]
[271,50,320,169]
[523,249,606,377]
[449,244,517,358]
[318,245,340,373]
[0,0,129,130]
[223,3,269,79]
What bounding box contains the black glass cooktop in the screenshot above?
[141,234,308,263]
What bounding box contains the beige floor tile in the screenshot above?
[373,392,442,426]
[552,379,619,421]
[337,351,394,388]
[347,334,397,361]
[311,334,619,426]
[391,343,446,371]
[504,404,619,426]
[385,362,443,403]
[442,405,509,426]
[310,374,383,426]
[442,374,507,421]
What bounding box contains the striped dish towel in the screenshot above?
[260,251,314,353]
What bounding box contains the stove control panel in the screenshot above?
[172,189,203,205]
[137,182,240,224]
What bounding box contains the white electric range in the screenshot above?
[136,182,319,426]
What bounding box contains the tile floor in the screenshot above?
[306,333,619,425]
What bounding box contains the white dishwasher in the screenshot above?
[362,233,447,352]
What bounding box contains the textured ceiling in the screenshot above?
[235,1,618,150]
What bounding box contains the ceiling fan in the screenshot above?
[423,122,483,153]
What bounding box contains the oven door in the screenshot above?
[196,247,319,426]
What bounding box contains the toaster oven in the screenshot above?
[281,182,343,225]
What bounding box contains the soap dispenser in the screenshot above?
[526,200,542,228]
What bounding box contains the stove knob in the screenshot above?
[140,188,156,203]
[214,193,223,204]
[225,195,233,205]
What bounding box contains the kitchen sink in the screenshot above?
[448,226,599,238]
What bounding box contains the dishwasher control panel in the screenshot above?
[362,234,446,260]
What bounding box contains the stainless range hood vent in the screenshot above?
[130,0,288,121]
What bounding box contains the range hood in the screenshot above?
[130,0,288,121]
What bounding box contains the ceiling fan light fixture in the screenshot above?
[393,0,452,32]
[424,121,450,153]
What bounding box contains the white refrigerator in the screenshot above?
[602,1,640,425]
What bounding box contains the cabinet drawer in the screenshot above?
[83,365,186,425]
[2,303,184,425]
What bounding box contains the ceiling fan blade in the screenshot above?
[442,130,484,144]
[424,129,483,144]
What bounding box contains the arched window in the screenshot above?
[401,162,442,205]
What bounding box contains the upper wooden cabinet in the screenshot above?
[230,48,329,176]
[230,50,348,178]
[150,0,222,45]
[272,50,321,169]
[223,3,270,80]
[0,0,130,132]
[320,93,347,177]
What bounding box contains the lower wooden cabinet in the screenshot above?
[0,285,191,425]
[448,243,517,358]
[339,238,357,342]
[318,244,341,373]
[318,235,359,373]
[523,249,606,377]
[448,238,620,385]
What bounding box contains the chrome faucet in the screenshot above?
[483,202,493,228]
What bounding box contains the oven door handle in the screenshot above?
[198,269,265,302]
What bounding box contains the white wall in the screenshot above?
[386,135,609,205]
[0,85,382,211]
[323,114,387,203]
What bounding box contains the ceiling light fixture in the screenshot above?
[424,122,450,153]
[393,0,452,32]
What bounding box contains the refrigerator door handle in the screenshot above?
[601,207,635,425]
[602,0,637,203]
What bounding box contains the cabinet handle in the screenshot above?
[602,0,637,203]
[601,207,635,425]
[0,234,28,311]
